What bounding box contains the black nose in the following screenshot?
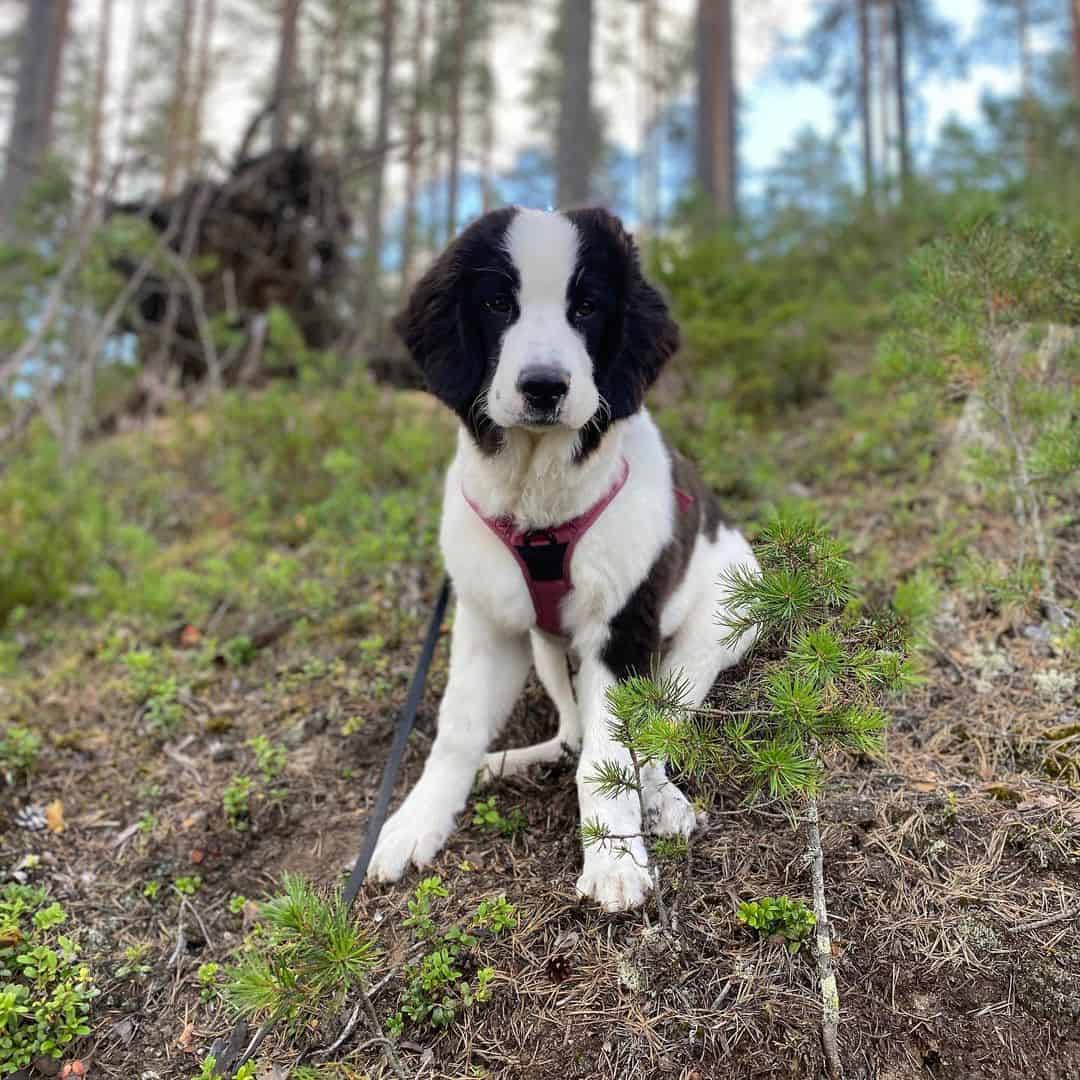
[517,365,570,412]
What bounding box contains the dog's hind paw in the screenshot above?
[576,845,653,912]
[643,780,699,839]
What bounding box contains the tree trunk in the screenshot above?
[875,0,891,194]
[695,0,736,219]
[271,0,303,149]
[1017,0,1037,174]
[113,0,146,195]
[428,0,449,248]
[445,0,468,237]
[892,0,910,196]
[640,0,660,233]
[162,0,196,195]
[0,0,72,232]
[402,0,432,285]
[857,0,875,204]
[556,0,594,207]
[364,0,397,338]
[325,0,349,154]
[187,0,218,174]
[85,0,114,222]
[479,15,497,213]
[1071,0,1080,103]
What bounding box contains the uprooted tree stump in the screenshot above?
[105,143,352,416]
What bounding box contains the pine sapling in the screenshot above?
[222,874,404,1078]
[594,509,912,1078]
[880,216,1080,626]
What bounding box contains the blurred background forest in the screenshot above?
[2,2,1080,1077]
[1,0,1078,435]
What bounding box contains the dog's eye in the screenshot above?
[572,298,596,321]
[484,294,513,315]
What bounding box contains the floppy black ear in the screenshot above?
[612,242,680,419]
[391,240,476,416]
[564,208,680,422]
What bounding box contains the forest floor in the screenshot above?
[2,376,1079,1080]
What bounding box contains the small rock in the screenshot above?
[207,739,234,762]
[111,1016,136,1045]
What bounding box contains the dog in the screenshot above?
[368,206,758,911]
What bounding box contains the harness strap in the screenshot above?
[463,458,630,636]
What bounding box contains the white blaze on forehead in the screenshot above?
[503,209,580,308]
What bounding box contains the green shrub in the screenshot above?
[390,876,509,1035]
[246,735,287,783]
[737,896,817,953]
[0,435,111,625]
[0,724,41,783]
[223,775,254,830]
[0,884,96,1072]
[652,229,836,414]
[471,796,525,837]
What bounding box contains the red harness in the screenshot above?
[463,460,694,638]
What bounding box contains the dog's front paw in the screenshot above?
[643,780,699,839]
[576,844,653,912]
[367,809,452,884]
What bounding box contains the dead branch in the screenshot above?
[806,796,843,1078]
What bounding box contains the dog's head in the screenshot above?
[393,207,679,455]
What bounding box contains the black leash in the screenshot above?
[343,575,451,906]
[209,576,452,1074]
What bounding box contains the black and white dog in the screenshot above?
[369,207,758,911]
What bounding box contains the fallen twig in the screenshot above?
[1008,905,1080,934]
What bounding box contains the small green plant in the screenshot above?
[195,1056,257,1080]
[221,634,258,667]
[472,895,518,934]
[123,650,185,731]
[172,875,202,896]
[390,876,509,1035]
[0,884,96,1072]
[223,774,254,830]
[194,1055,221,1080]
[228,894,247,915]
[471,796,525,837]
[737,896,817,953]
[143,678,184,731]
[402,875,449,939]
[197,961,221,1002]
[142,880,160,901]
[246,735,287,783]
[0,724,41,783]
[115,943,153,978]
